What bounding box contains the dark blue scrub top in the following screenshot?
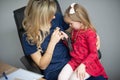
[22,12,70,80]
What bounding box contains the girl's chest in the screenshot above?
[71,31,88,50]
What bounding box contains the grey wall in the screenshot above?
[0,0,28,68]
[0,0,120,80]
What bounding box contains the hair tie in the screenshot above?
[69,3,76,14]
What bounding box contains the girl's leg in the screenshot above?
[58,64,73,80]
[69,70,90,80]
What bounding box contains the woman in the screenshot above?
[22,0,70,80]
[22,0,100,80]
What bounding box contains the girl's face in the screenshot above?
[68,20,83,30]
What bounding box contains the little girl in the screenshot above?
[58,3,108,80]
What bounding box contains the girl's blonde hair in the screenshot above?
[22,0,57,50]
[64,3,96,31]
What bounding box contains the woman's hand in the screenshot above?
[60,31,68,40]
[75,63,86,80]
[50,27,65,45]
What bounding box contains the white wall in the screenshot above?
[0,0,120,80]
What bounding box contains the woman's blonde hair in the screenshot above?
[64,3,96,31]
[22,0,57,50]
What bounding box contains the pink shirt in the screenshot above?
[68,28,108,79]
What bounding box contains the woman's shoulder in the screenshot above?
[55,12,62,17]
[53,12,63,25]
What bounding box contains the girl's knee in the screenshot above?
[58,73,62,80]
[58,72,67,80]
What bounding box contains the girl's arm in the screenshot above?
[82,30,98,64]
[75,31,100,80]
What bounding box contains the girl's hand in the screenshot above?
[50,27,64,45]
[60,31,68,40]
[75,63,86,80]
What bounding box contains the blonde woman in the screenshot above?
[22,0,70,80]
[58,3,108,80]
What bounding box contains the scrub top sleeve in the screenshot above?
[22,34,37,55]
[55,12,69,31]
[61,17,69,31]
